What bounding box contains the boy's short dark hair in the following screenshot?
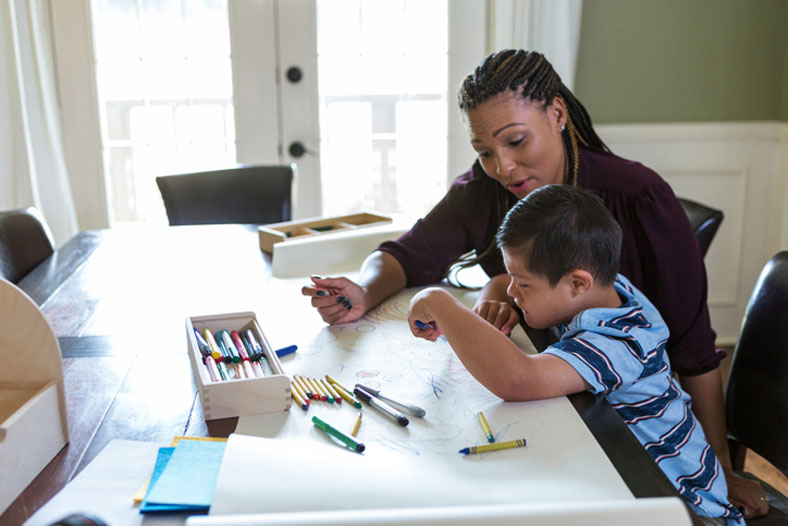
[496,185,622,286]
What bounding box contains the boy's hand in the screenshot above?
[408,287,446,342]
[473,300,520,336]
[727,471,769,518]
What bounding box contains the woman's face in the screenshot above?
[465,93,568,199]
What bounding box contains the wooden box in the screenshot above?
[258,211,392,253]
[186,312,291,420]
[0,278,69,515]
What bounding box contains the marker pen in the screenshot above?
[354,386,409,427]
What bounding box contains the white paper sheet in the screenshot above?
[192,498,691,526]
[223,286,634,517]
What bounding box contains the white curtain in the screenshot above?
[487,0,583,91]
[0,0,78,247]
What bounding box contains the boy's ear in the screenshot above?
[567,269,594,296]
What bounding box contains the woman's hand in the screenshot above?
[727,470,769,519]
[301,275,368,325]
[408,287,446,342]
[473,300,520,336]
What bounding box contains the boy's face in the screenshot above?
[502,248,577,329]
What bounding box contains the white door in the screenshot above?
[50,0,484,225]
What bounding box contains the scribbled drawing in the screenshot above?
[355,324,375,333]
[356,369,380,379]
[430,375,444,399]
[382,373,403,382]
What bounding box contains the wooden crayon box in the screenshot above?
[258,211,392,253]
[0,278,69,515]
[186,312,291,420]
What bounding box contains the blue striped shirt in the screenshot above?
[545,275,744,524]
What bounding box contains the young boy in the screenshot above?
[408,185,743,525]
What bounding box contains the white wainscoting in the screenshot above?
[597,122,788,345]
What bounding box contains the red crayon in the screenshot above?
[203,356,220,382]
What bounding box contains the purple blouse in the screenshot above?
[378,148,721,376]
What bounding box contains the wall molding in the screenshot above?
[596,121,788,346]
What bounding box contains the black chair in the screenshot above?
[678,197,724,258]
[0,207,55,283]
[725,251,788,523]
[155,165,294,226]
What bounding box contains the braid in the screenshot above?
[449,50,610,287]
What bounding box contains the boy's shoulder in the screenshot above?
[565,274,669,344]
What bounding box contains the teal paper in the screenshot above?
[141,440,226,513]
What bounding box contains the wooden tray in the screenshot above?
[258,211,392,253]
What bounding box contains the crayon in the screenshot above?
[313,378,334,403]
[354,386,409,427]
[330,381,362,408]
[243,330,260,361]
[202,328,223,362]
[234,363,247,379]
[305,377,325,401]
[294,375,312,398]
[291,381,310,406]
[291,383,308,410]
[251,361,265,377]
[325,374,353,394]
[214,335,232,364]
[355,384,425,418]
[458,438,526,455]
[274,345,298,357]
[231,330,250,361]
[414,320,435,331]
[477,411,495,443]
[320,378,342,404]
[351,412,362,437]
[312,416,365,453]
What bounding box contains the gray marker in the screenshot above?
[354,387,409,427]
[355,384,426,418]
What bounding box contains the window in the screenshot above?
[92,0,234,223]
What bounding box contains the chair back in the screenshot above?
[725,251,788,477]
[156,165,293,226]
[677,197,723,257]
[0,207,56,283]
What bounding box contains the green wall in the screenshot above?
[574,0,788,124]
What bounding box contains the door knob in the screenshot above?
[286,66,302,83]
[288,142,306,158]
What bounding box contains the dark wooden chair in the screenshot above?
[725,251,788,523]
[678,197,724,258]
[0,207,55,284]
[156,165,294,226]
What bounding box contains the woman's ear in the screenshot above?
[548,97,568,132]
[568,269,594,296]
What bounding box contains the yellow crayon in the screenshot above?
[477,411,495,443]
[331,382,363,408]
[318,378,338,403]
[291,380,309,404]
[351,412,362,437]
[458,438,526,455]
[325,374,352,393]
[306,377,326,400]
[294,375,313,398]
[291,385,308,409]
[312,377,334,403]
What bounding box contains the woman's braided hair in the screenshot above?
[448,49,610,286]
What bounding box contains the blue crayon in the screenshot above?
[414,320,435,331]
[275,345,298,358]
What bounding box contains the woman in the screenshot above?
[302,49,767,518]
